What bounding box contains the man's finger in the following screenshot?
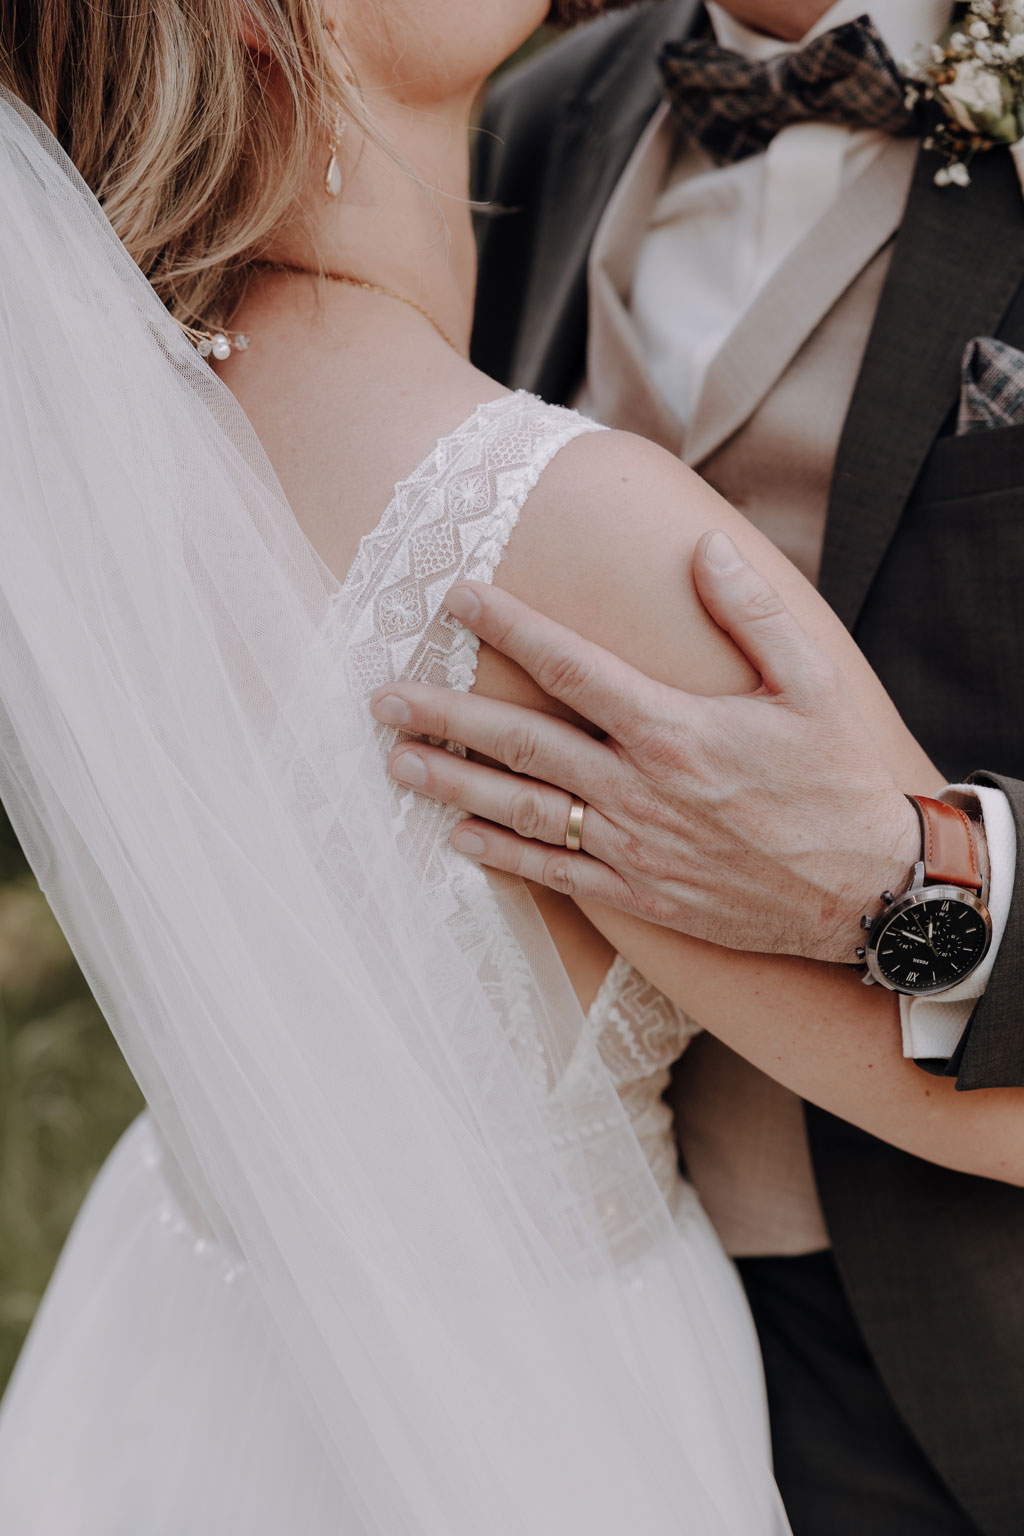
[371,680,615,793]
[448,819,644,914]
[444,581,679,743]
[693,530,823,698]
[387,742,617,854]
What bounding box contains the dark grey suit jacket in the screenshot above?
[471,6,1024,1533]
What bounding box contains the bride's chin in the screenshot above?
[345,0,552,104]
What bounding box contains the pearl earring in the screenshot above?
[325,112,346,198]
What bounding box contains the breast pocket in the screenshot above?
[853,428,1024,781]
[914,422,1024,502]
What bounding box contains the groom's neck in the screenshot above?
[712,0,837,42]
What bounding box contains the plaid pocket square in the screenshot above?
[958,336,1024,435]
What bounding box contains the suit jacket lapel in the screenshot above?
[512,0,700,400]
[685,137,917,467]
[819,141,1024,630]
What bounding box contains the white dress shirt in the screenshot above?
[633,0,951,433]
[623,0,1015,1058]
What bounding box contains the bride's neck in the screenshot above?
[264,91,479,356]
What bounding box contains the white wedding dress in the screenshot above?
[0,391,785,1534]
[0,97,789,1536]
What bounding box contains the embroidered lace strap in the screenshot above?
[322,395,606,1106]
[337,392,605,699]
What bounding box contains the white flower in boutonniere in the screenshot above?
[905,1,1024,187]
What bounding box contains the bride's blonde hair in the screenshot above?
[1,0,368,326]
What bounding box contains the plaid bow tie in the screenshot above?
[658,15,916,166]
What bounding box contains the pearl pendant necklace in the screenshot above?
[180,263,466,364]
[253,262,466,358]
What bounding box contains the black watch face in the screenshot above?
[872,892,991,993]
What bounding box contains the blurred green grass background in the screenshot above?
[0,819,142,1393]
[0,27,555,1401]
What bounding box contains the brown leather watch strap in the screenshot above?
[908,795,983,891]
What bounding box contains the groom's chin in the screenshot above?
[546,0,644,30]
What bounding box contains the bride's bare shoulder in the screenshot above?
[493,425,761,698]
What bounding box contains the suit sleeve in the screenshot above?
[470,64,565,384]
[924,773,1024,1089]
[470,7,660,383]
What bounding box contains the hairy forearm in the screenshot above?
[585,900,1024,1186]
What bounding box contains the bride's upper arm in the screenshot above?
[489,428,933,791]
[472,429,1024,1188]
[493,429,757,701]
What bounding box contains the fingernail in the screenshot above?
[704,531,745,573]
[446,585,481,625]
[391,750,426,787]
[451,828,486,857]
[372,694,412,727]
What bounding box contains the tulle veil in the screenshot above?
[0,89,784,1533]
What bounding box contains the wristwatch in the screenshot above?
[859,795,992,996]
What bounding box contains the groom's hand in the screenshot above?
[371,531,921,962]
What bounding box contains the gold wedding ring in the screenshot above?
[565,798,586,852]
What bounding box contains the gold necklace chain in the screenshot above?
[255,261,465,357]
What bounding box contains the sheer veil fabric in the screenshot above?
[0,93,787,1533]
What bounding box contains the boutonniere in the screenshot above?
[905,1,1024,187]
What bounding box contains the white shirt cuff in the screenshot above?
[899,783,1017,1062]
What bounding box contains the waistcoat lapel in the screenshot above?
[685,137,917,467]
[819,141,1024,630]
[584,102,685,449]
[511,0,700,401]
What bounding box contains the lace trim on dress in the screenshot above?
[159,392,703,1261]
[330,393,606,1092]
[585,955,701,1209]
[334,392,598,696]
[153,391,706,1263]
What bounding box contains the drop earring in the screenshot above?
[325,111,345,199]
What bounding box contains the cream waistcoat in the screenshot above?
[578,113,919,1255]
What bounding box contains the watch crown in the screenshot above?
[860,913,873,931]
